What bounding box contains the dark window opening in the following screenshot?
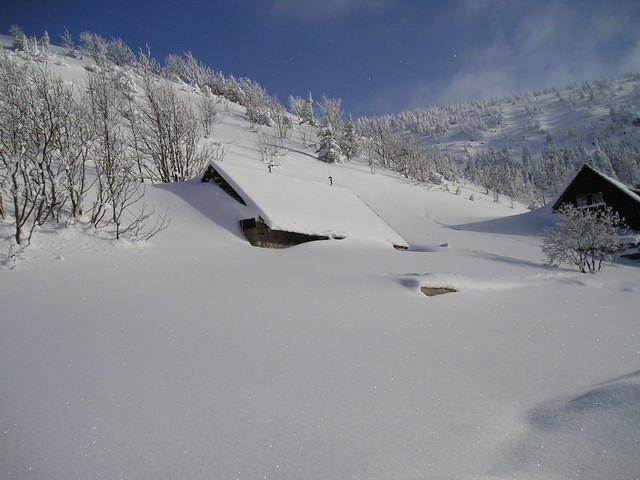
[576,192,604,209]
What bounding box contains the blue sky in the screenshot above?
[2,0,640,116]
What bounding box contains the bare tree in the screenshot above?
[289,95,307,122]
[362,138,377,174]
[199,91,219,138]
[0,34,172,248]
[27,64,75,225]
[297,124,309,147]
[87,70,129,232]
[88,70,168,240]
[543,204,627,273]
[271,104,291,142]
[0,54,77,243]
[130,71,208,182]
[244,83,273,128]
[0,55,42,244]
[79,31,108,65]
[256,128,285,167]
[106,38,135,66]
[56,89,96,219]
[209,142,225,163]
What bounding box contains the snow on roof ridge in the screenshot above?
[207,160,408,247]
[584,164,640,205]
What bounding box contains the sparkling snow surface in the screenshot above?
[1,41,639,480]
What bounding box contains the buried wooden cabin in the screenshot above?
[202,162,409,250]
[553,164,640,231]
[239,218,329,249]
[202,164,328,248]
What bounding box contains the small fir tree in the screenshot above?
[40,31,50,51]
[304,91,315,126]
[316,124,344,164]
[9,25,26,51]
[341,114,360,160]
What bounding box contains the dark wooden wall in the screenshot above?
[554,166,640,230]
[240,218,329,249]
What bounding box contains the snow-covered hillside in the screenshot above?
[1,38,639,480]
[363,74,640,157]
[359,74,640,205]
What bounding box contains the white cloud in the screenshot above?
[619,40,640,73]
[436,69,512,106]
[395,0,640,110]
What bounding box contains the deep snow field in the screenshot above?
[1,44,640,480]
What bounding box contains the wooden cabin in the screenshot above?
[203,165,326,247]
[239,217,329,249]
[201,161,409,250]
[553,164,640,230]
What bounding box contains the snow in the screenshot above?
[414,75,640,162]
[210,160,408,247]
[1,38,640,480]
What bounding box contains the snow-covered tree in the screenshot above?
[59,27,80,58]
[199,90,219,138]
[0,51,41,244]
[9,25,26,51]
[304,91,315,126]
[289,95,306,122]
[39,31,50,52]
[543,204,627,273]
[318,95,343,138]
[244,83,274,128]
[289,92,315,126]
[0,51,103,242]
[60,27,73,49]
[106,38,135,66]
[57,88,95,219]
[270,102,291,141]
[316,124,344,164]
[80,31,108,64]
[340,114,360,160]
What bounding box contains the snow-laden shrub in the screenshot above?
[543,204,627,273]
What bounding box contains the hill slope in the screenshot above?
[1,39,639,480]
[359,74,640,203]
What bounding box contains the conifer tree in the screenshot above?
[341,114,360,160]
[304,91,315,126]
[9,25,26,51]
[59,27,76,55]
[316,123,343,164]
[40,31,50,52]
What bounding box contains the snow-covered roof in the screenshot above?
[589,166,640,204]
[554,164,640,209]
[209,161,408,248]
